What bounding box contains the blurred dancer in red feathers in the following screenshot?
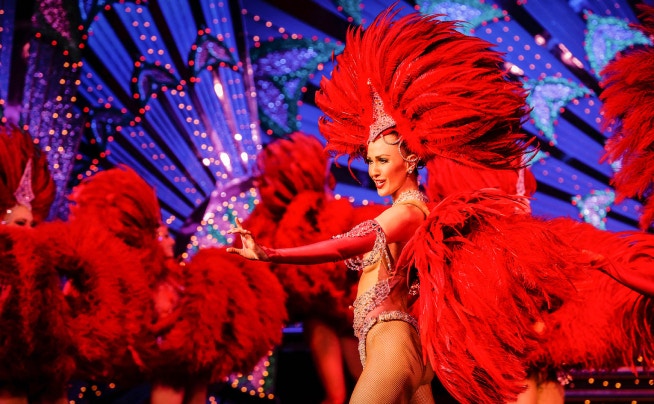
[229,6,534,403]
[238,131,368,404]
[0,126,72,404]
[65,165,286,404]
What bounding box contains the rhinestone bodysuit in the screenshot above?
[334,191,429,365]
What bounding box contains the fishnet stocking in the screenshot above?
[349,321,434,404]
[410,383,435,404]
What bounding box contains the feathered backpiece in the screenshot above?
[600,5,654,230]
[0,126,55,222]
[398,189,590,404]
[315,6,533,169]
[256,131,334,218]
[68,165,161,248]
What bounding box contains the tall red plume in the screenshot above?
[256,132,333,220]
[600,5,654,230]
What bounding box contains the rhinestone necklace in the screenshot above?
[392,189,429,206]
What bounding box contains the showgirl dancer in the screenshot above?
[228,6,533,403]
[0,126,71,404]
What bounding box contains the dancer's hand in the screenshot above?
[226,218,271,261]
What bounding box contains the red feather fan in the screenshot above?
[145,249,286,386]
[537,218,654,371]
[398,190,588,403]
[399,190,574,403]
[183,248,286,381]
[36,220,153,386]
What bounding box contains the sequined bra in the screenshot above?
[332,189,429,274]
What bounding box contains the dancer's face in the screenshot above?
[1,204,35,227]
[366,133,417,199]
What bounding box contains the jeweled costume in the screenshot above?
[345,194,433,403]
[342,194,428,364]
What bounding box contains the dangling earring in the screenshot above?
[407,169,413,175]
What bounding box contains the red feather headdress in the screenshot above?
[68,165,161,248]
[0,126,55,223]
[316,7,533,169]
[256,131,334,219]
[600,5,654,230]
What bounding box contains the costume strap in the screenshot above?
[333,220,391,272]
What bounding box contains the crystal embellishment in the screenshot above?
[392,189,429,206]
[368,80,396,143]
[14,159,35,211]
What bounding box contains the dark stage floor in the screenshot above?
[67,330,654,404]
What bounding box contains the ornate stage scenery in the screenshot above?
[2,0,654,403]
